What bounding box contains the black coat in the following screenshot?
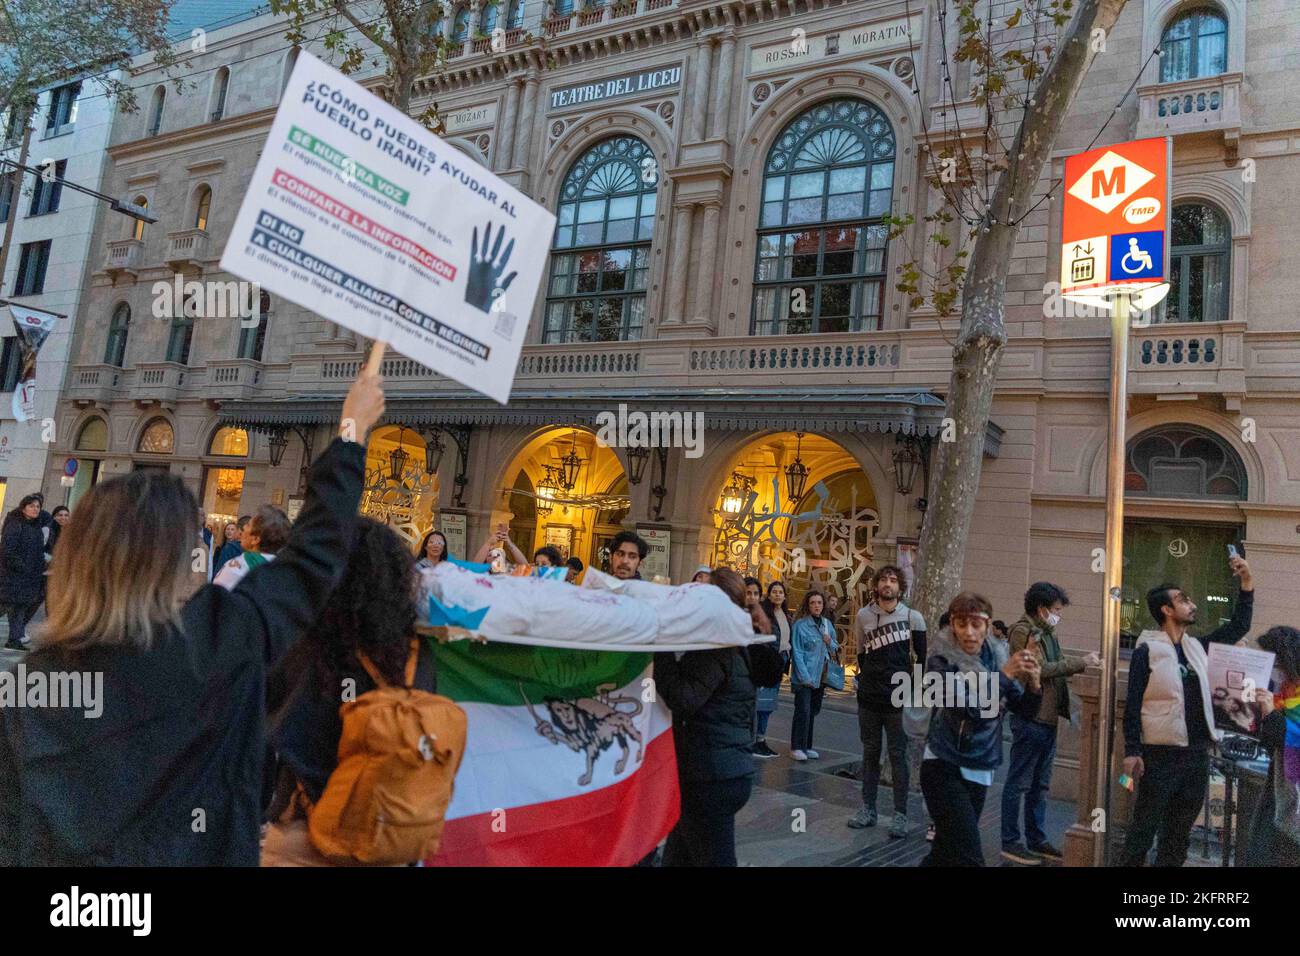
[0,438,365,866]
[653,646,757,783]
[1242,709,1300,867]
[0,515,46,605]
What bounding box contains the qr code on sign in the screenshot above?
[493,310,517,339]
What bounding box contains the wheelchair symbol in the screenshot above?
[1120,237,1153,275]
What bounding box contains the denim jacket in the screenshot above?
[791,615,838,688]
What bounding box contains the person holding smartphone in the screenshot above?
[473,522,527,568]
[1120,553,1255,866]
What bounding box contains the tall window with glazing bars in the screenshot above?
[543,136,656,342]
[753,99,895,335]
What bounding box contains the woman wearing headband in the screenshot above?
[919,592,1042,866]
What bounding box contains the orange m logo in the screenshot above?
[1092,166,1125,197]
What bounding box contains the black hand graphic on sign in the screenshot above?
[465,221,518,314]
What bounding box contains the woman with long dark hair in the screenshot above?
[789,589,837,761]
[1243,625,1300,867]
[0,494,47,650]
[45,505,69,560]
[755,580,792,757]
[415,529,449,571]
[0,369,384,865]
[655,567,758,866]
[262,517,437,865]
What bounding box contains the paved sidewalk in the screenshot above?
[736,691,1076,866]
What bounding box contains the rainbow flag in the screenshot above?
[1280,681,1300,785]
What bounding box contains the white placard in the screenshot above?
[637,526,671,584]
[1206,642,1276,737]
[439,511,468,562]
[220,52,555,404]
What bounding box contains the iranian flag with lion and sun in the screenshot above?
[425,640,678,866]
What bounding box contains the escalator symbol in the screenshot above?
[1071,250,1095,283]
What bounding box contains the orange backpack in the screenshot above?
[308,640,468,865]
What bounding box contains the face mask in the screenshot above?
[1046,612,1061,629]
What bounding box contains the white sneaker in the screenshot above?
[791,750,808,762]
[805,749,820,759]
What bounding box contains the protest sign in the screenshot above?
[2,302,62,422]
[1207,642,1276,737]
[220,52,555,404]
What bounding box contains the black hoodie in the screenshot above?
[0,439,364,866]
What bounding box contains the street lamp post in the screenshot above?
[1094,291,1132,868]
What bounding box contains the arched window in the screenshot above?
[208,426,248,456]
[75,417,109,452]
[137,418,175,455]
[105,302,130,366]
[167,291,196,364]
[193,185,212,231]
[544,135,656,343]
[553,0,575,15]
[238,290,270,361]
[281,48,299,97]
[131,196,148,241]
[506,0,525,29]
[1160,7,1228,83]
[753,98,895,335]
[1165,201,1230,323]
[452,5,471,40]
[480,1,499,34]
[147,86,165,137]
[1125,424,1245,499]
[211,67,230,122]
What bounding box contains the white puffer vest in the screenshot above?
[1134,629,1223,747]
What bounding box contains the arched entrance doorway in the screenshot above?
[1119,423,1248,646]
[361,425,439,550]
[495,428,629,572]
[708,432,880,651]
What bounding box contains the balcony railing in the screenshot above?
[205,359,264,401]
[104,239,143,277]
[165,228,210,270]
[321,355,435,381]
[1136,73,1243,144]
[303,331,910,395]
[542,14,572,36]
[66,364,126,406]
[1127,321,1244,396]
[132,362,189,404]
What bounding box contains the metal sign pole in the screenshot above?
[1093,291,1131,868]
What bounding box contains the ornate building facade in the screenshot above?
[50,0,1300,791]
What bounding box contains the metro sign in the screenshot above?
[1066,150,1156,214]
[1060,137,1170,302]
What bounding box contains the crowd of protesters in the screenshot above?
[0,366,1294,869]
